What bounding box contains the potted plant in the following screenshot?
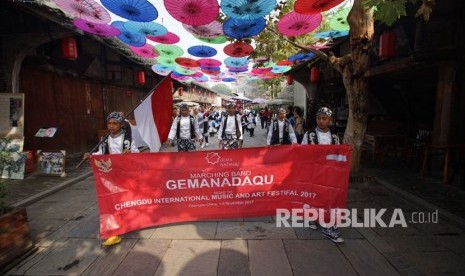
[0,180,34,271]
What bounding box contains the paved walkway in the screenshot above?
[3,126,465,275]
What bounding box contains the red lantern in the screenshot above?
[287,75,294,85]
[61,37,78,60]
[379,31,397,59]
[126,90,132,97]
[310,67,319,83]
[177,87,183,96]
[137,71,145,85]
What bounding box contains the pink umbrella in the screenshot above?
[129,44,159,58]
[251,67,272,75]
[54,0,111,24]
[146,32,180,44]
[183,21,223,38]
[198,58,222,67]
[164,0,219,26]
[73,18,121,36]
[277,11,322,37]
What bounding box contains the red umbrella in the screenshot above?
[198,58,222,67]
[164,0,219,26]
[54,0,111,23]
[183,21,223,38]
[277,11,322,37]
[223,42,254,57]
[294,0,345,14]
[130,44,159,58]
[73,18,121,36]
[175,57,200,68]
[277,60,293,66]
[201,68,221,75]
[147,32,180,44]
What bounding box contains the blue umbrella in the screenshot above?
[101,0,158,22]
[288,52,315,63]
[221,0,277,20]
[229,67,248,73]
[224,57,249,67]
[187,45,217,58]
[223,17,266,39]
[222,77,236,82]
[200,66,221,71]
[124,21,167,36]
[271,66,291,74]
[314,30,349,39]
[194,75,209,82]
[112,21,146,46]
[152,64,175,72]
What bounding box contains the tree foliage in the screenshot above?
[211,83,233,95]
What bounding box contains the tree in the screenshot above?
[211,83,233,95]
[252,0,434,173]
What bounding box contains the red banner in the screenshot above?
[91,145,350,238]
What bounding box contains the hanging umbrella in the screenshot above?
[156,56,177,66]
[252,97,268,104]
[192,72,203,77]
[124,21,167,36]
[251,67,272,75]
[147,32,180,44]
[54,0,111,24]
[193,75,209,82]
[329,7,350,31]
[277,11,322,37]
[112,21,146,46]
[288,52,315,62]
[175,57,200,68]
[224,57,249,67]
[231,95,252,101]
[194,35,228,44]
[313,30,349,39]
[152,64,175,73]
[183,21,223,38]
[223,42,254,57]
[164,0,219,26]
[187,45,217,58]
[294,0,345,14]
[201,68,221,75]
[228,67,249,73]
[73,18,121,36]
[221,0,277,20]
[271,66,291,74]
[222,77,237,82]
[200,66,221,71]
[101,0,158,22]
[277,60,293,66]
[154,44,184,58]
[129,44,158,58]
[223,17,266,39]
[198,58,222,67]
[175,67,196,75]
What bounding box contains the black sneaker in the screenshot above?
[321,227,344,243]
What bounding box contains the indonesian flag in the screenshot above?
[134,74,173,152]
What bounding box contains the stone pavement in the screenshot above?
[3,125,465,275]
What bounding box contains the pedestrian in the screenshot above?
[247,108,257,137]
[292,106,306,143]
[301,106,343,243]
[193,107,207,148]
[83,111,139,246]
[266,108,297,145]
[218,103,243,149]
[239,107,248,134]
[259,108,266,129]
[263,106,270,129]
[167,103,203,152]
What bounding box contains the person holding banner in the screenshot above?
[302,107,344,243]
[266,108,297,145]
[83,111,139,246]
[167,103,203,152]
[218,103,243,149]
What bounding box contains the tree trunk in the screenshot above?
[331,0,374,174]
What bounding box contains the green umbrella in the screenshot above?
[154,44,184,58]
[195,35,228,44]
[329,7,350,31]
[156,56,177,66]
[174,67,196,75]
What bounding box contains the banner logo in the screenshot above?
[205,152,221,165]
[94,158,112,173]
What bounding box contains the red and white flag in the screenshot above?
[134,74,173,152]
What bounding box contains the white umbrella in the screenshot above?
[175,101,199,107]
[231,95,252,102]
[252,97,268,104]
[267,98,293,106]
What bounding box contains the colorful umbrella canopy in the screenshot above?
[152,64,175,73]
[201,68,221,75]
[313,30,349,39]
[175,67,196,75]
[183,21,223,38]
[294,0,345,14]
[124,21,167,36]
[224,57,249,67]
[201,66,221,71]
[54,0,111,23]
[223,17,266,39]
[101,0,158,22]
[187,45,217,57]
[288,52,315,62]
[329,7,350,31]
[164,0,219,26]
[223,42,254,57]
[277,11,322,37]
[73,18,121,36]
[252,97,268,104]
[271,66,291,74]
[198,58,222,67]
[156,56,177,66]
[194,35,228,44]
[222,77,237,82]
[228,67,249,73]
[112,21,146,46]
[154,44,184,58]
[175,57,200,68]
[221,0,277,20]
[277,60,293,66]
[147,32,180,44]
[129,44,158,58]
[251,67,272,75]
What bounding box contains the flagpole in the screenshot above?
[75,73,172,169]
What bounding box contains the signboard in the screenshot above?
[37,150,66,177]
[0,93,24,138]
